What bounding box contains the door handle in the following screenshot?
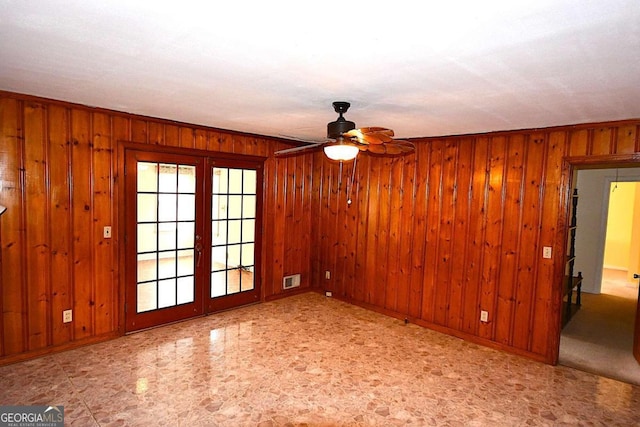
[195,235,203,268]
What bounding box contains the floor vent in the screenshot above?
[283,274,301,290]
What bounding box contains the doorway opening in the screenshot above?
[559,168,640,385]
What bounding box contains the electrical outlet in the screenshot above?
[103,226,112,238]
[325,291,332,297]
[542,246,552,259]
[325,270,331,280]
[480,310,489,323]
[63,309,73,323]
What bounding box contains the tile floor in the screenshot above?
[1,292,639,426]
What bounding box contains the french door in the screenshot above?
[125,149,262,332]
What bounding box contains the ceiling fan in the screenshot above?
[274,101,415,161]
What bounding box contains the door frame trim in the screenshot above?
[552,153,640,364]
[116,141,266,334]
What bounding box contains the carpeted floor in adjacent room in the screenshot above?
[560,268,640,386]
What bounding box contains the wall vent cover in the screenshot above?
[283,274,301,290]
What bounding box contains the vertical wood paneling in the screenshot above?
[568,129,589,156]
[478,136,506,340]
[0,92,310,363]
[422,141,443,322]
[164,124,179,147]
[318,161,331,291]
[47,105,72,346]
[0,98,25,355]
[494,135,524,345]
[231,134,244,154]
[530,130,566,355]
[283,153,311,287]
[148,121,164,145]
[112,115,129,331]
[375,157,391,309]
[331,162,346,297]
[317,160,332,292]
[244,136,261,156]
[179,127,195,149]
[511,134,545,351]
[270,157,286,297]
[261,154,273,295]
[300,154,313,289]
[23,102,50,350]
[293,157,306,278]
[309,151,323,289]
[70,109,94,340]
[2,90,640,365]
[386,157,404,312]
[461,137,488,335]
[130,119,148,143]
[591,127,613,155]
[461,138,489,335]
[282,157,295,280]
[353,156,371,303]
[447,138,472,330]
[336,160,357,299]
[333,163,344,293]
[233,133,246,154]
[92,113,114,335]
[396,153,416,315]
[615,125,637,154]
[408,145,429,319]
[433,141,457,326]
[364,158,381,304]
[220,132,235,153]
[311,121,640,363]
[194,129,208,151]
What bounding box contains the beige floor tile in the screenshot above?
[1,292,639,426]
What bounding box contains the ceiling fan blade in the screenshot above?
[343,129,367,144]
[363,140,416,155]
[363,144,389,154]
[391,140,416,152]
[344,127,395,144]
[359,127,395,137]
[274,143,325,157]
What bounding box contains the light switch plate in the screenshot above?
[543,246,552,259]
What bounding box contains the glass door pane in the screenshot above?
[211,167,257,299]
[125,151,204,332]
[126,149,262,330]
[136,162,197,312]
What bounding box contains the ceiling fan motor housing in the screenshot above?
[327,119,356,139]
[327,102,356,139]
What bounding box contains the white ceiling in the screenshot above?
[1,1,639,142]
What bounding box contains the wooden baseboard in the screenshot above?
[0,331,120,367]
[264,287,311,301]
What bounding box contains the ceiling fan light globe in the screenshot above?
[323,144,359,161]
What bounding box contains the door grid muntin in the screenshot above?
[210,167,257,298]
[136,162,197,313]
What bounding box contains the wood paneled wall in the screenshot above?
[2,89,639,366]
[310,121,640,363]
[0,92,313,363]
